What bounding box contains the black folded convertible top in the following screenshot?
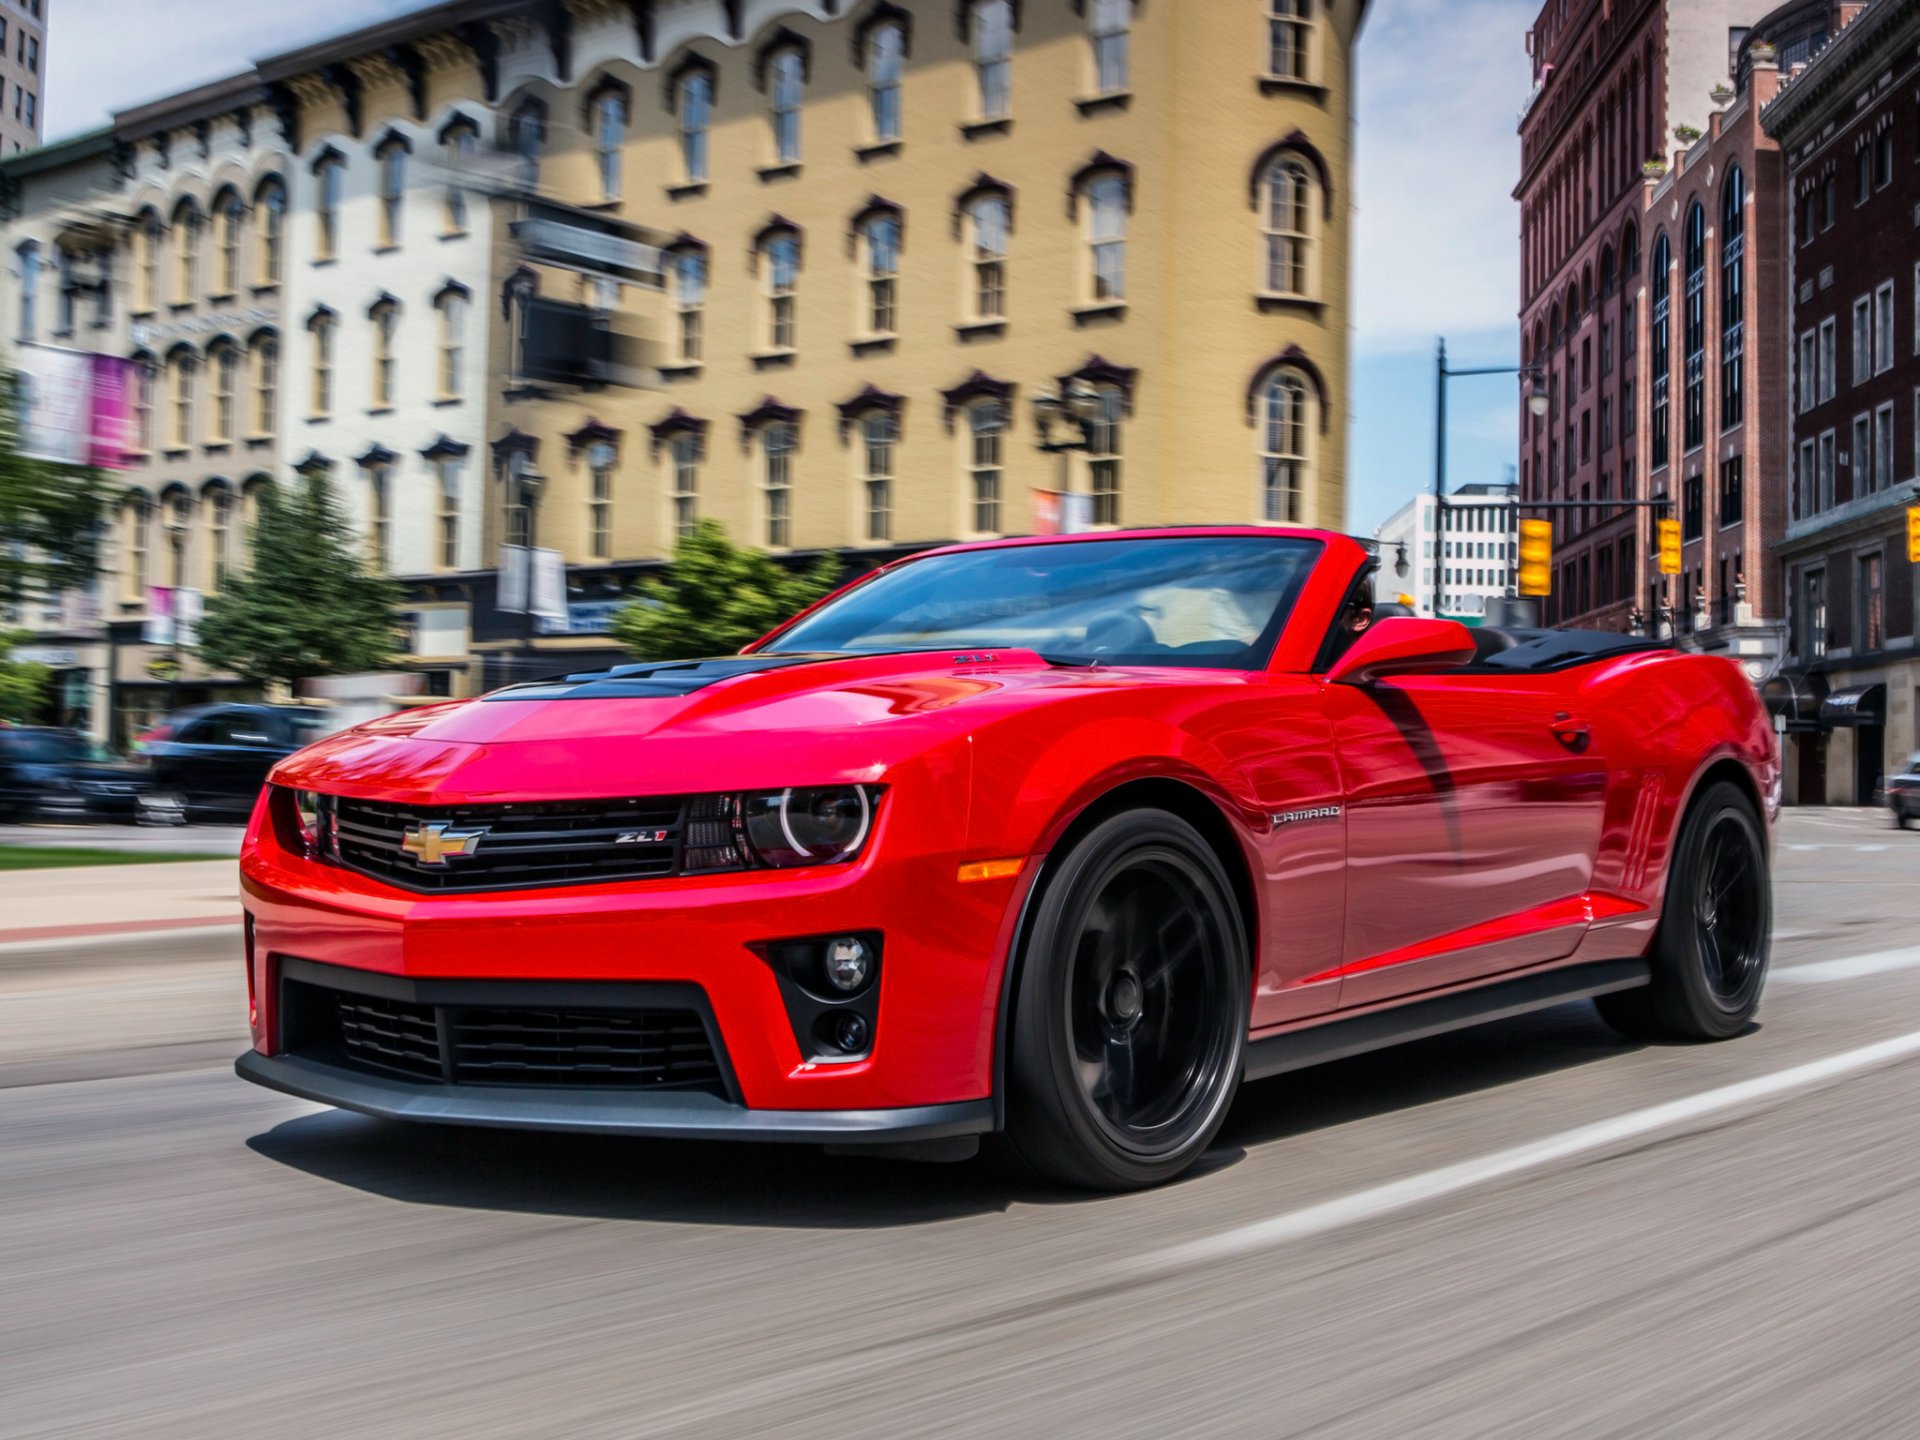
[1464,628,1670,674]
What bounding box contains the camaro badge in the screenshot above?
[401,822,488,865]
[1272,806,1342,827]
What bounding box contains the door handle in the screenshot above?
[1550,713,1591,753]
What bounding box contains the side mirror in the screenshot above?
[1327,617,1477,686]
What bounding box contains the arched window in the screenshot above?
[131,351,156,452]
[1263,157,1314,297]
[314,153,344,260]
[761,420,796,548]
[307,309,335,417]
[509,99,545,189]
[1084,172,1128,302]
[1650,231,1671,468]
[435,286,468,399]
[435,455,463,570]
[440,119,478,232]
[122,493,152,599]
[1622,220,1639,277]
[861,409,896,542]
[759,228,800,350]
[250,334,277,437]
[208,340,238,444]
[1600,245,1616,299]
[677,70,712,183]
[216,191,243,293]
[1721,167,1745,430]
[769,48,804,165]
[670,245,707,364]
[51,244,75,334]
[1682,202,1705,452]
[670,432,700,537]
[594,88,627,201]
[586,439,616,560]
[256,180,285,285]
[966,194,1010,320]
[366,463,392,570]
[205,482,234,590]
[859,213,900,337]
[377,137,407,247]
[1268,0,1313,83]
[972,0,1013,121]
[172,201,200,305]
[135,211,161,311]
[1260,370,1315,524]
[1091,0,1131,95]
[167,349,196,450]
[867,21,904,143]
[15,240,37,341]
[1087,385,1124,526]
[370,298,398,408]
[967,399,1006,534]
[162,488,193,588]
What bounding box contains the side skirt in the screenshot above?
[1243,958,1650,1083]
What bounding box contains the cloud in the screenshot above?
[1352,0,1537,357]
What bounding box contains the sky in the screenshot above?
[45,0,1541,538]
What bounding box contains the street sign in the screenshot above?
[1657,519,1683,575]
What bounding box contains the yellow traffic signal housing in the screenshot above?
[1907,505,1920,564]
[1517,518,1553,598]
[1657,518,1683,575]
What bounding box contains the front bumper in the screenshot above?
[235,1049,995,1143]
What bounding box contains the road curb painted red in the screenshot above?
[0,914,240,946]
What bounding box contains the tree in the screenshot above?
[612,520,843,662]
[0,375,109,612]
[0,630,50,723]
[195,473,403,691]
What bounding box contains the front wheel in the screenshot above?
[1006,809,1250,1191]
[1598,781,1770,1043]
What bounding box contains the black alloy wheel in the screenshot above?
[1007,808,1249,1191]
[1598,781,1771,1043]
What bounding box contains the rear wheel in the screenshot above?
[1006,809,1249,1191]
[1598,781,1770,1043]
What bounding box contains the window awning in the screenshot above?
[1761,671,1827,731]
[1820,683,1886,728]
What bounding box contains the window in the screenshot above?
[14,240,35,341]
[168,351,194,449]
[217,193,243,294]
[1088,386,1123,526]
[436,288,467,399]
[1091,0,1131,95]
[1823,173,1837,228]
[972,0,1013,121]
[503,451,534,549]
[762,230,799,350]
[258,181,285,285]
[1682,204,1705,452]
[252,336,277,436]
[1804,570,1827,659]
[1650,232,1670,468]
[371,300,398,408]
[671,248,706,363]
[762,422,796,548]
[308,311,334,416]
[207,487,233,589]
[862,412,894,542]
[1874,402,1894,494]
[1852,413,1872,498]
[443,121,477,231]
[1820,317,1837,402]
[1261,371,1312,524]
[1853,295,1871,384]
[510,100,545,189]
[861,214,900,336]
[132,354,155,451]
[586,440,616,560]
[595,89,627,200]
[315,156,343,261]
[124,496,151,598]
[678,72,712,183]
[368,466,392,571]
[25,35,34,74]
[968,401,1006,534]
[377,140,406,247]
[1682,471,1703,542]
[769,49,804,165]
[671,434,699,538]
[1860,552,1884,652]
[1857,143,1872,204]
[967,195,1009,320]
[867,21,904,142]
[173,203,199,304]
[1719,454,1743,526]
[1264,158,1312,296]
[437,461,462,569]
[1875,130,1894,189]
[210,343,236,443]
[1086,173,1127,302]
[163,490,191,588]
[1721,170,1744,429]
[1875,280,1895,374]
[1269,0,1312,82]
[1819,429,1836,513]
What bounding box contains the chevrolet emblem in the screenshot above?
[401,822,488,866]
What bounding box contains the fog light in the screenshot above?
[824,937,872,993]
[830,1012,870,1054]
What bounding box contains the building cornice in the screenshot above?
[1763,0,1920,140]
[114,73,269,142]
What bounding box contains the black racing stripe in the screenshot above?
[484,654,837,701]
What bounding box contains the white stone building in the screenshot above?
[1374,482,1521,622]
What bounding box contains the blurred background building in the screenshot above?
[1372,481,1518,622]
[0,0,47,154]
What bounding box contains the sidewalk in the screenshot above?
[0,861,240,946]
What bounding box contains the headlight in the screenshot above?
[288,789,334,857]
[741,786,875,869]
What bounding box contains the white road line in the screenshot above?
[1784,843,1890,853]
[1125,1029,1920,1276]
[0,924,238,956]
[1774,947,1920,984]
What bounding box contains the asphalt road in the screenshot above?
[5,808,1919,1440]
[0,820,245,855]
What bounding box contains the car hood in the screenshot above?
[271,650,1201,804]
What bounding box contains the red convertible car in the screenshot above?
[236,529,1776,1189]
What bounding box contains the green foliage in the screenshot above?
[0,630,50,723]
[612,520,844,662]
[194,474,404,690]
[0,374,109,611]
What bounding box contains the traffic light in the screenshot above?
[1907,505,1920,564]
[1657,518,1683,575]
[1517,518,1553,598]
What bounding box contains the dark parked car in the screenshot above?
[1888,755,1920,829]
[0,726,155,823]
[139,705,334,822]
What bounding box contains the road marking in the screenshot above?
[1125,1029,1920,1277]
[1775,947,1920,985]
[0,923,238,956]
[1784,843,1891,853]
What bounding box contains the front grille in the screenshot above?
[333,795,685,893]
[285,970,728,1095]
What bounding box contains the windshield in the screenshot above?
[765,536,1322,670]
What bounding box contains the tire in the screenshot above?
[1597,781,1770,1043]
[1005,808,1250,1191]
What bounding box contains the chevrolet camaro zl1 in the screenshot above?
[236,529,1776,1190]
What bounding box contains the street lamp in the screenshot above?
[1434,337,1548,618]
